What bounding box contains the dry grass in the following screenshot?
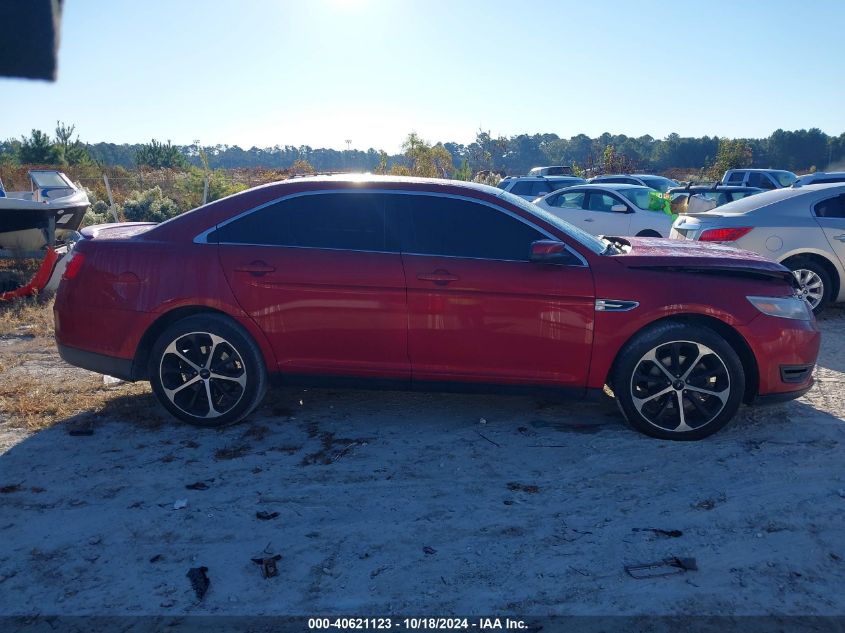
[0,294,56,338]
[0,296,164,431]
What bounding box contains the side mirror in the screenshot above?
[529,240,577,265]
[610,204,628,213]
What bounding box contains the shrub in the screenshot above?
[122,186,181,223]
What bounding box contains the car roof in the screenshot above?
[568,183,651,191]
[725,168,795,173]
[592,173,668,179]
[709,182,845,214]
[667,185,763,193]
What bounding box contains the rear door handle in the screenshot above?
[234,261,276,276]
[417,270,459,285]
[583,218,595,222]
[835,234,845,242]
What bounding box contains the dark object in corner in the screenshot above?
[0,0,63,81]
[186,566,210,600]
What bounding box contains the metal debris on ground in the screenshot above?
[423,546,437,555]
[625,557,698,579]
[256,510,280,521]
[251,554,282,579]
[632,527,684,538]
[173,499,188,510]
[186,566,210,600]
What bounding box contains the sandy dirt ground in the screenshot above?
[0,308,843,619]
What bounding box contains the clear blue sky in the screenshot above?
[1,0,843,152]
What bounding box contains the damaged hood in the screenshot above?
[608,236,795,283]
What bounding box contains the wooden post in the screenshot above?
[202,175,209,205]
[103,174,119,222]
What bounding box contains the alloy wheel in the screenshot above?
[159,331,247,419]
[629,341,731,434]
[792,268,824,310]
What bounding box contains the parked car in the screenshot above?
[722,169,797,190]
[534,184,674,237]
[671,183,845,313]
[794,171,845,187]
[667,184,764,213]
[54,176,819,441]
[528,165,573,176]
[497,175,586,200]
[588,174,679,193]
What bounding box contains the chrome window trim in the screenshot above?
[193,188,589,267]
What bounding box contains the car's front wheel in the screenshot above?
[148,314,267,427]
[612,322,745,440]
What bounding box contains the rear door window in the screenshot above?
[212,192,394,251]
[585,192,624,212]
[747,172,776,190]
[725,171,745,185]
[394,194,545,261]
[814,195,845,218]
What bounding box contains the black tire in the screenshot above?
[784,257,832,316]
[612,322,745,441]
[148,314,267,427]
[636,230,662,238]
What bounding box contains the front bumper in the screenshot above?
[737,313,820,400]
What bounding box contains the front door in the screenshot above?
[391,193,595,387]
[215,191,409,380]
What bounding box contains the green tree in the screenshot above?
[708,138,753,181]
[395,132,455,178]
[454,159,472,181]
[135,139,188,169]
[54,121,92,165]
[18,129,59,164]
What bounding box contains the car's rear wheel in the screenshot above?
[635,230,662,238]
[613,323,745,440]
[148,314,267,427]
[785,258,831,315]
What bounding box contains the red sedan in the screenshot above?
[54,176,820,440]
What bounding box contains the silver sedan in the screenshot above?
[670,183,845,314]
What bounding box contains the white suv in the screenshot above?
[496,176,586,201]
[722,169,798,190]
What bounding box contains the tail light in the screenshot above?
[699,227,753,242]
[62,252,86,280]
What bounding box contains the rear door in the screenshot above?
[392,193,595,387]
[813,193,845,270]
[214,191,410,380]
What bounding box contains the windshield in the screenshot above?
[639,177,677,193]
[31,171,71,188]
[618,187,653,210]
[774,171,797,187]
[496,189,607,255]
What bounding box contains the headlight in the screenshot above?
[747,296,812,320]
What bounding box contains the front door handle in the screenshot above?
[234,261,276,276]
[835,234,845,242]
[583,218,595,222]
[417,270,459,286]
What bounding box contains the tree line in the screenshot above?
[2,124,844,177]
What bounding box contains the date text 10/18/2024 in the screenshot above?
[308,618,528,630]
